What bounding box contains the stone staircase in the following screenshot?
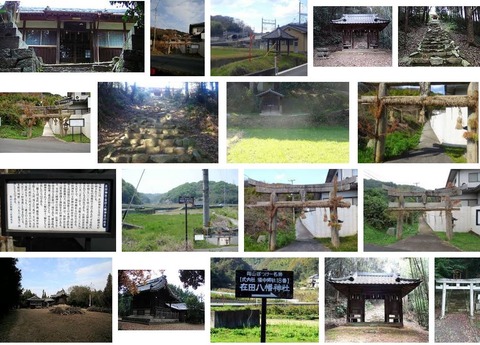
[406,21,470,67]
[0,22,42,71]
[99,103,210,163]
[447,290,469,313]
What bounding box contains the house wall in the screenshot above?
[281,27,307,53]
[452,170,480,189]
[425,206,480,235]
[429,106,468,146]
[299,205,358,237]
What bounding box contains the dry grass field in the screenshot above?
[0,308,112,342]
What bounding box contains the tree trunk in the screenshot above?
[466,7,476,46]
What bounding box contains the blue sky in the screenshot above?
[122,169,238,194]
[17,258,112,297]
[244,169,328,185]
[151,0,205,33]
[211,0,308,32]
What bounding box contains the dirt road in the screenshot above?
[0,308,112,342]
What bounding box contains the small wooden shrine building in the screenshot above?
[15,4,137,64]
[256,88,284,115]
[130,275,187,322]
[331,14,390,49]
[327,272,421,327]
[51,289,68,305]
[262,27,297,55]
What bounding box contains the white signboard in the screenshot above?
[6,182,109,232]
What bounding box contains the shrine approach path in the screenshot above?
[435,311,480,342]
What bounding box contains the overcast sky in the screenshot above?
[363,166,451,190]
[151,0,205,33]
[122,169,238,194]
[17,258,111,298]
[18,0,120,9]
[211,0,307,32]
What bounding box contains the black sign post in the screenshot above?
[178,196,194,251]
[235,270,294,343]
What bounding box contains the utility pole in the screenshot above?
[153,0,160,51]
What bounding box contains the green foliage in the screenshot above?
[118,294,132,317]
[442,146,467,163]
[211,53,307,76]
[211,258,252,289]
[68,286,91,308]
[211,322,319,343]
[266,305,318,320]
[122,179,142,204]
[364,222,419,247]
[0,258,22,316]
[158,180,238,204]
[363,188,394,229]
[227,127,349,163]
[384,130,421,158]
[316,234,358,252]
[110,1,144,27]
[435,232,480,252]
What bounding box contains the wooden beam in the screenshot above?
[388,207,460,212]
[359,95,477,108]
[247,177,356,194]
[247,200,351,209]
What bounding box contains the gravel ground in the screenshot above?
[118,320,204,330]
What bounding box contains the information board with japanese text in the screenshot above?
[0,172,115,237]
[235,270,294,299]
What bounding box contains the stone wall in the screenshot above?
[113,24,144,72]
[0,22,42,72]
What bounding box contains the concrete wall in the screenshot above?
[426,206,480,235]
[299,205,358,238]
[430,106,468,147]
[211,310,260,328]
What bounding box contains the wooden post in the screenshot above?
[441,282,446,318]
[375,83,387,163]
[329,177,340,249]
[466,82,478,163]
[470,283,474,318]
[268,192,278,251]
[445,196,453,241]
[396,212,404,239]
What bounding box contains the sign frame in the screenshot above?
[178,196,194,204]
[68,118,85,127]
[235,270,294,299]
[0,171,116,238]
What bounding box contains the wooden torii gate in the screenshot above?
[22,104,74,138]
[436,278,480,319]
[384,185,462,240]
[246,176,355,250]
[359,82,478,163]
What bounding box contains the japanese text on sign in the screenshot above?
[235,270,294,299]
[6,182,109,232]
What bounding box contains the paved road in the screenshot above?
[275,239,331,252]
[388,120,453,163]
[0,137,90,153]
[151,54,204,76]
[277,63,308,76]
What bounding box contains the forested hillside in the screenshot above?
[122,179,238,205]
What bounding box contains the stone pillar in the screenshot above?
[441,282,446,318]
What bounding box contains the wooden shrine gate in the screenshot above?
[436,278,480,318]
[359,82,478,163]
[22,103,74,138]
[246,176,355,250]
[384,185,461,240]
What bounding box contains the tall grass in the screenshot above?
[122,213,203,251]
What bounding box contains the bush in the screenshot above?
[87,306,112,314]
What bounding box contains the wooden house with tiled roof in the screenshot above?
[327,272,421,327]
[51,289,68,305]
[127,275,187,324]
[331,13,390,49]
[256,88,285,115]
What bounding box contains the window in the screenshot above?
[468,172,480,183]
[25,29,57,46]
[98,31,124,48]
[476,210,480,225]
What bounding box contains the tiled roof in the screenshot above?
[19,6,125,15]
[137,276,168,292]
[327,272,421,297]
[329,272,419,285]
[169,302,188,311]
[332,14,390,25]
[262,27,297,40]
[256,88,285,98]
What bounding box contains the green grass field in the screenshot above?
[227,127,348,163]
[436,231,480,251]
[122,213,203,251]
[211,321,318,343]
[0,124,43,139]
